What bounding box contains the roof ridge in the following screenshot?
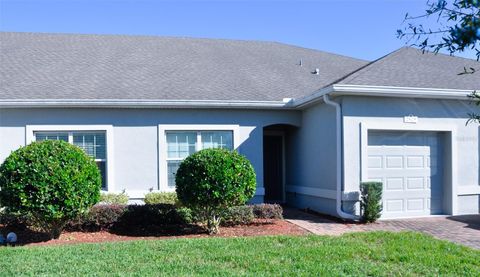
[404,45,480,63]
[331,47,406,85]
[0,31,367,62]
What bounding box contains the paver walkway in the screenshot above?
[284,207,480,249]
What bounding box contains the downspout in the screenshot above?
[323,94,359,221]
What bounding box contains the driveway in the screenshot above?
[284,208,480,249]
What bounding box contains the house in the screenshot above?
[1,32,479,219]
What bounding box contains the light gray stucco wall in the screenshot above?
[0,107,301,202]
[341,96,480,215]
[285,102,339,216]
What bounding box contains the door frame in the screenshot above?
[359,122,457,216]
[263,130,286,203]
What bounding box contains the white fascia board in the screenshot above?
[0,99,291,109]
[291,85,334,108]
[0,85,474,109]
[330,85,474,100]
[291,85,474,108]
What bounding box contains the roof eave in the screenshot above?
[0,99,294,109]
[293,84,475,108]
[0,85,474,109]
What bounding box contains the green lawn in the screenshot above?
[1,231,478,276]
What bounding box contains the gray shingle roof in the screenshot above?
[0,32,368,101]
[338,47,480,90]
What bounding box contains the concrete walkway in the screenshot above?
[284,208,480,249]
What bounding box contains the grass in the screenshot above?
[0,231,479,276]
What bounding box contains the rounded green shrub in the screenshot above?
[175,148,256,234]
[0,140,101,238]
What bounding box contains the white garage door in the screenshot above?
[367,131,444,218]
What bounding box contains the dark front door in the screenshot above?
[263,135,284,203]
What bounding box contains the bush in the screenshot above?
[175,148,256,234]
[360,182,383,223]
[68,204,127,231]
[118,204,185,227]
[99,192,129,205]
[222,206,255,226]
[144,192,179,205]
[0,140,101,238]
[67,204,193,231]
[252,204,283,219]
[0,209,29,228]
[176,207,194,225]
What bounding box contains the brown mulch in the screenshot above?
[1,219,309,247]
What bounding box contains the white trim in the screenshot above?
[286,185,336,199]
[292,85,333,108]
[379,214,450,220]
[294,85,473,108]
[457,186,480,195]
[359,122,458,215]
[332,84,474,100]
[2,85,474,110]
[1,99,289,109]
[25,125,115,192]
[158,124,241,191]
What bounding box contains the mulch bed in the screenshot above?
[1,219,309,247]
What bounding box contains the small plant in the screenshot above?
[144,192,179,205]
[0,140,101,239]
[175,148,256,234]
[252,204,283,219]
[222,206,255,226]
[99,191,129,205]
[360,182,383,223]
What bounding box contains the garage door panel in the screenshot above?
[385,156,403,168]
[385,177,403,190]
[406,198,425,211]
[367,156,383,169]
[406,177,428,190]
[385,199,403,212]
[368,169,429,178]
[383,190,431,199]
[367,131,444,218]
[406,156,424,168]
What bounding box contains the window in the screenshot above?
[35,131,108,190]
[165,130,233,187]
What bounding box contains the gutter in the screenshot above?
[0,99,292,109]
[322,94,359,221]
[294,85,473,108]
[0,85,472,109]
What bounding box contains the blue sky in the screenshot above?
[0,0,475,61]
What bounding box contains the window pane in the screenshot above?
[167,160,182,187]
[96,161,107,190]
[201,131,233,150]
[73,132,106,160]
[166,132,196,159]
[35,132,68,142]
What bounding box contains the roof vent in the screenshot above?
[312,68,320,75]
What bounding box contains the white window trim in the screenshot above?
[158,124,240,192]
[26,125,115,192]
